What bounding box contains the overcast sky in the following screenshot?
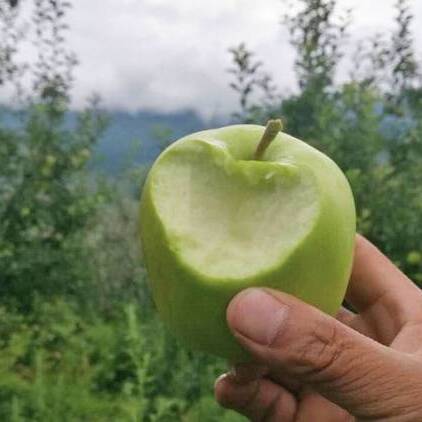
[5,0,422,119]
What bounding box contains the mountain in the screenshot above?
[94,109,220,175]
[0,107,226,175]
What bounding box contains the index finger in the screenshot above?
[345,234,422,343]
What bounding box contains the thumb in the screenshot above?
[227,288,414,419]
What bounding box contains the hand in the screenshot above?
[215,235,422,421]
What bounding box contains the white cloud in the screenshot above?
[3,0,422,119]
[66,0,293,118]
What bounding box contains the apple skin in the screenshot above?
[140,124,356,362]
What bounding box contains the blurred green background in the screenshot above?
[0,0,421,420]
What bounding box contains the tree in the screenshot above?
[350,0,420,106]
[0,0,108,309]
[280,0,351,139]
[391,0,419,97]
[0,0,26,96]
[228,43,279,123]
[282,0,351,92]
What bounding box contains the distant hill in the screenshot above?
[95,109,220,175]
[0,107,226,175]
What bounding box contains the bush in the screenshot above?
[0,103,108,309]
[0,299,245,421]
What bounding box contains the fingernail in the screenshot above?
[227,289,289,345]
[214,373,229,389]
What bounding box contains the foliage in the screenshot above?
[228,43,279,122]
[0,0,109,309]
[390,0,419,96]
[282,0,351,92]
[32,0,78,105]
[0,299,244,421]
[0,101,108,309]
[0,0,26,96]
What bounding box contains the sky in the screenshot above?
[4,0,422,119]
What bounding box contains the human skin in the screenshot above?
[215,235,422,421]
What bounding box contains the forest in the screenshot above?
[0,0,421,420]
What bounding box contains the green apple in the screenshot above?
[140,120,356,361]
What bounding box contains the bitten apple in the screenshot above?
[140,120,356,361]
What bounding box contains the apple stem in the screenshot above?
[254,119,283,160]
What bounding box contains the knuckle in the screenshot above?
[290,318,344,383]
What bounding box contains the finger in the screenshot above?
[346,235,422,344]
[296,389,353,422]
[390,321,422,354]
[336,307,377,340]
[227,288,422,419]
[215,373,297,422]
[335,307,356,326]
